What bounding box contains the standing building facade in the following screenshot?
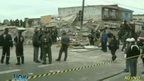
[58,5,133,22]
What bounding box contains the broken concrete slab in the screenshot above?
[84,46,99,49]
[70,49,89,52]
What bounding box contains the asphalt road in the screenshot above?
[0,45,144,81]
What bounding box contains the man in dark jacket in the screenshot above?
[0,28,13,64]
[41,29,52,64]
[39,28,44,61]
[14,31,24,65]
[56,32,70,61]
[108,36,119,61]
[88,33,94,45]
[32,28,41,63]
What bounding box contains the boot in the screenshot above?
[64,58,67,61]
[1,56,5,64]
[56,59,60,61]
[42,61,46,64]
[21,56,24,64]
[112,56,117,61]
[6,56,10,65]
[16,57,20,65]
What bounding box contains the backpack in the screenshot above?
[130,45,140,56]
[131,45,139,51]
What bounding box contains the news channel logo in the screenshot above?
[14,74,28,81]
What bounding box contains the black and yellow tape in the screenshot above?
[6,54,144,81]
[6,60,113,81]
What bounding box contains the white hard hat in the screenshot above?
[17,27,26,31]
[130,38,135,42]
[126,38,131,42]
[126,38,135,42]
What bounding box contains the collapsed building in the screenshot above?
[24,4,134,31]
[132,14,144,32]
[57,4,135,47]
[0,4,135,47]
[58,4,133,30]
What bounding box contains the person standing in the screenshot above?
[88,33,94,45]
[108,36,119,61]
[41,29,52,64]
[32,28,41,63]
[14,31,24,65]
[123,38,131,72]
[39,28,44,61]
[101,29,108,52]
[56,32,70,61]
[125,38,140,77]
[137,37,144,65]
[0,28,13,64]
[137,34,144,75]
[54,29,58,43]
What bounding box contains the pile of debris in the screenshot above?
[0,26,35,45]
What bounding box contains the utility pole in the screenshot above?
[80,0,85,31]
[79,0,85,40]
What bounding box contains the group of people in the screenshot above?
[32,27,70,64]
[88,26,143,78]
[102,28,142,77]
[0,28,24,65]
[0,25,144,78]
[103,29,143,78]
[88,30,100,45]
[0,27,70,65]
[88,28,119,61]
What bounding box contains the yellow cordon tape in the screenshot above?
[6,60,113,81]
[6,55,143,81]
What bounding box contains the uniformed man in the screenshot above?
[41,29,52,64]
[39,28,44,61]
[88,32,94,45]
[32,27,41,63]
[0,28,13,64]
[56,32,70,61]
[14,31,24,65]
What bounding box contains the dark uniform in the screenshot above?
[14,32,24,65]
[32,28,41,63]
[137,39,144,64]
[39,29,44,61]
[56,32,70,61]
[54,29,58,43]
[41,31,52,64]
[0,28,13,64]
[88,34,94,45]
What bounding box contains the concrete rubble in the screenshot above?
[0,26,34,45]
[2,13,143,51]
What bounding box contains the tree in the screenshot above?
[19,20,23,27]
[10,19,13,26]
[15,19,19,27]
[3,19,9,25]
[23,20,26,27]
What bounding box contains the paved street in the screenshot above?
[0,45,144,81]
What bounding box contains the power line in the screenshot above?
[103,0,144,11]
[117,3,144,10]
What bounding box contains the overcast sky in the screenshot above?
[0,0,144,21]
